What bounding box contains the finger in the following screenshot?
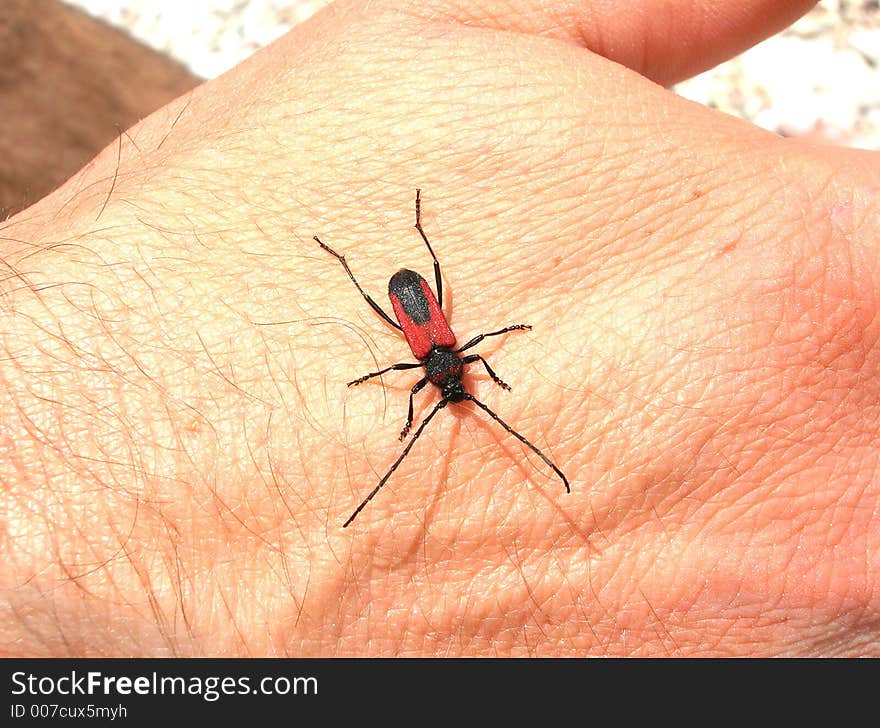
[404,0,818,85]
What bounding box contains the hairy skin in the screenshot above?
[1,0,878,656]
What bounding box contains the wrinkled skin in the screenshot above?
[2,0,878,656]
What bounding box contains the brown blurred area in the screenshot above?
[0,0,200,218]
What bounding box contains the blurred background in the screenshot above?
[2,0,878,218]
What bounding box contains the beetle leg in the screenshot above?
[413,189,444,310]
[461,354,511,391]
[400,377,429,440]
[347,361,421,387]
[456,324,531,353]
[315,236,402,330]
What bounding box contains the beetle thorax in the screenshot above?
[424,347,466,400]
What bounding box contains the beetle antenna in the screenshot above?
[463,394,569,493]
[343,399,449,528]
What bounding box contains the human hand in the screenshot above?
[2,0,877,656]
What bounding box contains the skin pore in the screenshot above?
[1,0,878,656]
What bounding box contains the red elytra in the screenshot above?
[388,268,456,360]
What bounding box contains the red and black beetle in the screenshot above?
[316,190,569,527]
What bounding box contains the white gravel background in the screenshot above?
[63,0,879,150]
